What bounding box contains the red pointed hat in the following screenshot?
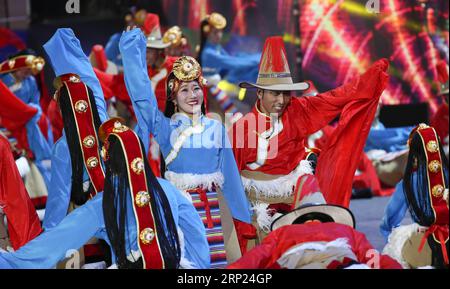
[239,36,309,91]
[145,13,171,49]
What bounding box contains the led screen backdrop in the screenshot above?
[162,0,449,112]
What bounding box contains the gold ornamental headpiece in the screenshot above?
[163,26,183,47]
[172,56,202,82]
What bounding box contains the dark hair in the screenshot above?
[102,134,181,269]
[293,212,334,224]
[58,85,102,206]
[8,48,37,59]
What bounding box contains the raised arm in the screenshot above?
[43,28,107,123]
[119,28,172,153]
[42,138,73,230]
[0,195,104,269]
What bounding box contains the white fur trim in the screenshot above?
[164,171,224,191]
[252,202,274,233]
[82,261,107,269]
[107,264,118,269]
[444,189,449,205]
[177,227,197,269]
[82,181,90,193]
[15,157,30,178]
[277,238,357,269]
[284,238,352,254]
[36,209,45,222]
[382,223,424,269]
[149,137,161,161]
[127,250,141,262]
[345,264,371,269]
[242,160,313,199]
[418,265,435,269]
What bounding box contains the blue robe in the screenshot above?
[201,41,260,84]
[0,178,210,269]
[119,29,252,224]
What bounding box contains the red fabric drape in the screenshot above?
[0,136,42,250]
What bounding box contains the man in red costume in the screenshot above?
[227,191,401,269]
[230,36,389,244]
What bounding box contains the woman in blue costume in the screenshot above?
[380,124,449,242]
[0,119,210,269]
[120,27,253,268]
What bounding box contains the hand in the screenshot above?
[126,25,138,32]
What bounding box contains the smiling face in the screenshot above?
[257,89,292,116]
[207,27,223,45]
[173,80,204,115]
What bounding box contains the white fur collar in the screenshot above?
[164,171,224,191]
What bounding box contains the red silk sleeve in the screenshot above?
[313,59,389,207]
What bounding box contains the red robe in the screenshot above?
[0,134,42,250]
[230,59,389,207]
[227,222,402,269]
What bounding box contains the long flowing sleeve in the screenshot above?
[119,29,172,153]
[312,59,390,207]
[43,28,107,123]
[25,104,52,162]
[0,195,104,269]
[105,33,122,67]
[379,180,408,241]
[42,138,73,230]
[220,125,252,223]
[201,45,260,83]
